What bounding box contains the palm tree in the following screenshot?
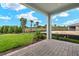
[34,23,36,27]
[30,20,33,31]
[20,17,27,33]
[35,21,39,31]
[36,21,39,28]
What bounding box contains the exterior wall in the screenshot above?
[68,26,79,31]
[76,26,79,31]
[68,26,76,31]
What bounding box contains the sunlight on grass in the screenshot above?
[0,33,34,52]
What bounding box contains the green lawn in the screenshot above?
[0,33,34,52]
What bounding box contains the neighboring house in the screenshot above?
[68,23,79,31]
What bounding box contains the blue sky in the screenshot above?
[52,7,79,26]
[0,3,79,27]
[0,3,47,27]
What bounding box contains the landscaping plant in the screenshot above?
[33,30,46,43]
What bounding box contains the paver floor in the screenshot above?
[4,39,79,56]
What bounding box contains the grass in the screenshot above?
[0,33,34,52]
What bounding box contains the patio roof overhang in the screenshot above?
[21,3,79,15]
[21,3,79,40]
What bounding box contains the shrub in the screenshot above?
[8,26,14,33]
[33,30,46,43]
[52,34,79,44]
[18,26,22,33]
[0,26,23,34]
[3,26,8,33]
[13,26,19,33]
[0,26,4,33]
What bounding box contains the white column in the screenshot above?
[47,15,52,40]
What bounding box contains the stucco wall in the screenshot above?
[76,26,79,31]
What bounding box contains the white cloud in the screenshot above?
[0,3,26,11]
[34,19,41,23]
[75,7,79,10]
[17,11,41,23]
[15,4,26,11]
[0,15,11,22]
[58,12,69,17]
[0,15,11,20]
[17,14,28,19]
[52,15,57,19]
[52,12,69,19]
[62,19,79,26]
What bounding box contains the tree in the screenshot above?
[44,24,47,28]
[34,24,36,27]
[0,27,2,33]
[18,26,22,33]
[30,20,33,31]
[36,21,39,28]
[8,26,14,33]
[13,26,18,33]
[20,17,27,33]
[0,26,4,33]
[3,26,8,33]
[54,24,57,27]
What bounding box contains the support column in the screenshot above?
[47,15,52,40]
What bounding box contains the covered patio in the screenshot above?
[5,39,79,56]
[21,3,79,40]
[4,3,79,56]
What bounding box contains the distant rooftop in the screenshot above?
[69,23,79,26]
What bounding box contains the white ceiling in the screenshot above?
[21,3,79,15]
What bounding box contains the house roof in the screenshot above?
[69,23,79,27]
